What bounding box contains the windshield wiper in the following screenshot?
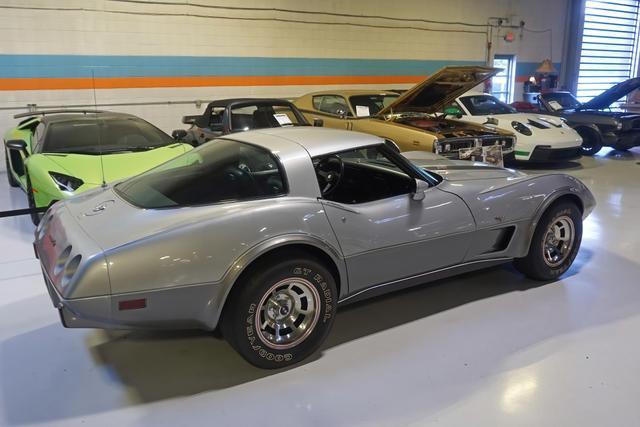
[101,146,164,153]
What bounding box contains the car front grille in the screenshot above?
[434,136,515,156]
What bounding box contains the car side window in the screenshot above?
[314,146,415,204]
[312,95,352,117]
[209,107,225,131]
[32,122,46,152]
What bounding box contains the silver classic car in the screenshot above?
[34,128,595,368]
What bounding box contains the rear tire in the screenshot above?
[221,256,337,369]
[576,127,603,156]
[5,150,19,187]
[514,202,583,281]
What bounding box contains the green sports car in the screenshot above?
[3,110,193,224]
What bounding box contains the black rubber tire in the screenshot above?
[514,202,583,281]
[576,127,603,156]
[5,150,19,187]
[221,256,338,369]
[25,172,42,226]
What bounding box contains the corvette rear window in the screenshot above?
[115,139,286,208]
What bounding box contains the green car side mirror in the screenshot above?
[443,106,463,118]
[6,139,28,155]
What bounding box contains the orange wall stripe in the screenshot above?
[0,75,426,91]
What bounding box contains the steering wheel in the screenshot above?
[315,155,344,197]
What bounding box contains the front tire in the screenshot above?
[221,256,338,369]
[25,172,42,226]
[514,202,583,281]
[5,150,19,187]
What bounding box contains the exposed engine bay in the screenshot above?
[393,115,502,138]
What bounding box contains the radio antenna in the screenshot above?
[91,69,107,188]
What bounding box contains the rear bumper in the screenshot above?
[526,146,582,162]
[41,267,114,329]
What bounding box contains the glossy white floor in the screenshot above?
[1,149,639,427]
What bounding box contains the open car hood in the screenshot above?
[378,66,501,115]
[579,77,640,110]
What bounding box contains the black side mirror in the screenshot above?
[313,118,324,127]
[6,139,27,154]
[172,129,188,140]
[182,115,198,125]
[194,116,210,129]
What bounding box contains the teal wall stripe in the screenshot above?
[0,55,559,79]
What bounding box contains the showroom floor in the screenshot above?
[1,148,639,427]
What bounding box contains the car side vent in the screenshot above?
[61,255,82,287]
[484,226,516,254]
[53,245,72,276]
[527,119,550,129]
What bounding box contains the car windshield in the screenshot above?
[229,104,306,131]
[349,94,399,116]
[43,117,174,154]
[541,92,582,111]
[115,138,286,208]
[459,95,517,115]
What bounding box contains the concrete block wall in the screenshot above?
[0,0,569,164]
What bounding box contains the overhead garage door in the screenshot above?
[577,0,640,103]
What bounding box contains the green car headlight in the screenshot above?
[49,172,84,192]
[511,121,533,136]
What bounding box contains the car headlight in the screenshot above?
[616,122,623,131]
[49,172,84,192]
[511,121,533,136]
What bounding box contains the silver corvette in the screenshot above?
[34,127,595,368]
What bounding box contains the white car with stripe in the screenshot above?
[451,92,583,162]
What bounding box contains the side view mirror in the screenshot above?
[194,116,210,129]
[6,139,27,154]
[182,115,198,125]
[412,179,429,201]
[172,129,188,140]
[443,106,463,119]
[484,116,499,126]
[313,118,324,127]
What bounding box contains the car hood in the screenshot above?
[42,143,191,185]
[579,77,640,110]
[482,113,565,128]
[403,151,526,181]
[379,66,500,115]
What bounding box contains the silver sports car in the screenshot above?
[34,128,595,368]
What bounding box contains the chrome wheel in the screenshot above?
[542,215,575,268]
[255,277,321,350]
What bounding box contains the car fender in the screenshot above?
[572,122,602,139]
[209,233,348,329]
[24,155,67,206]
[522,177,595,256]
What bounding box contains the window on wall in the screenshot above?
[577,0,640,104]
[492,55,516,103]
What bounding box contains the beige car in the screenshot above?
[294,66,516,159]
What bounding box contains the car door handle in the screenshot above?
[320,199,361,214]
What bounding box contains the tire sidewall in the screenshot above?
[577,128,602,156]
[530,204,583,279]
[230,258,337,368]
[25,171,41,226]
